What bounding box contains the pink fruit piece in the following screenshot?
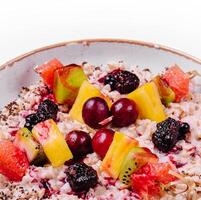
[35,58,63,89]
[131,162,177,198]
[162,65,189,102]
[0,140,29,181]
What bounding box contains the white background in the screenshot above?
[0,0,201,65]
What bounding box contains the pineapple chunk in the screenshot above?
[32,119,73,167]
[69,80,112,123]
[101,132,138,179]
[127,82,166,122]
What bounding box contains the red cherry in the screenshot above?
[65,130,93,159]
[92,128,115,159]
[111,98,138,127]
[82,97,110,129]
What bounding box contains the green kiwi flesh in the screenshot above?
[14,128,40,162]
[119,147,144,186]
[31,146,48,166]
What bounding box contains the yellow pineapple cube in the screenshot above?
[69,80,112,123]
[127,82,166,122]
[101,132,138,179]
[32,119,73,167]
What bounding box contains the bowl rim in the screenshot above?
[1,38,201,70]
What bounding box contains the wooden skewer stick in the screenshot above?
[187,70,201,79]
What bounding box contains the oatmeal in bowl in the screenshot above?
[0,58,200,200]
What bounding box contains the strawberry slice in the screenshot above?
[162,65,189,102]
[131,162,177,199]
[35,58,63,89]
[0,140,29,181]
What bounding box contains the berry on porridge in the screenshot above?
[103,69,140,94]
[0,58,200,200]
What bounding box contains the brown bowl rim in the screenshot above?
[1,38,201,70]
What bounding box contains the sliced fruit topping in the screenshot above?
[53,64,87,105]
[132,168,161,199]
[35,58,63,89]
[65,130,93,159]
[153,76,175,106]
[92,128,115,159]
[162,65,190,102]
[32,119,73,167]
[152,163,178,184]
[127,82,166,122]
[101,132,138,179]
[0,140,29,181]
[111,98,139,127]
[119,147,158,186]
[69,80,112,124]
[131,162,177,199]
[14,128,48,167]
[31,146,48,167]
[152,117,190,152]
[14,128,40,162]
[66,162,98,192]
[82,97,110,129]
[24,99,58,130]
[103,69,140,94]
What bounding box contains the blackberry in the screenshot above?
[104,70,140,94]
[178,122,190,140]
[38,99,58,120]
[24,112,47,130]
[66,162,98,192]
[24,99,58,130]
[152,118,181,153]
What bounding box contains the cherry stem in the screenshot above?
[99,116,113,126]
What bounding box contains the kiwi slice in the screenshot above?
[119,147,143,186]
[31,146,48,167]
[14,128,40,162]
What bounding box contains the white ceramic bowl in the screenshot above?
[0,39,201,109]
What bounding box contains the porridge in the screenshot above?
[0,59,200,200]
